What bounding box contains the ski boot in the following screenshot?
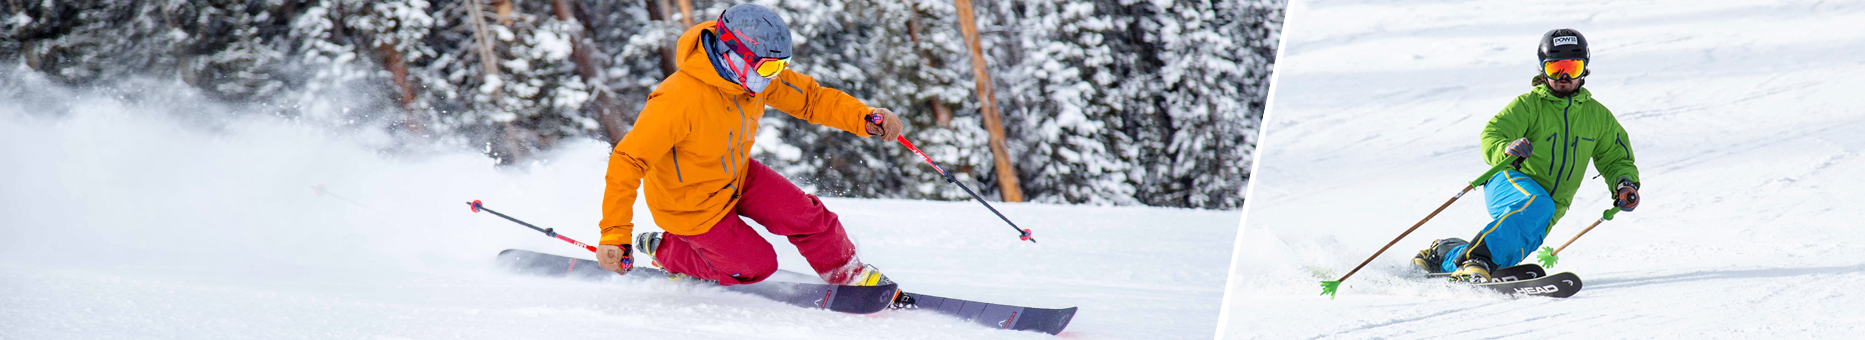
[824,260,894,287]
[634,231,716,284]
[1450,258,1493,282]
[634,231,664,267]
[1412,238,1469,273]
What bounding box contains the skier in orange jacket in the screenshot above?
[593,4,904,287]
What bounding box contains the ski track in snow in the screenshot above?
[0,73,1239,339]
[1221,0,1865,338]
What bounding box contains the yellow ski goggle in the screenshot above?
[1542,59,1586,80]
[751,57,789,78]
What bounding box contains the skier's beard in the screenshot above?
[1549,78,1585,98]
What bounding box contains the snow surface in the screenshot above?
[1218,0,1865,338]
[0,79,1239,339]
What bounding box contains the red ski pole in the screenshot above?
[467,200,597,253]
[871,113,1034,244]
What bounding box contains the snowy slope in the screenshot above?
[1219,0,1865,338]
[0,74,1239,339]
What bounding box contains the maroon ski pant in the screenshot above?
[651,159,858,286]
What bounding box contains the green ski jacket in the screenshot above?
[1481,84,1641,227]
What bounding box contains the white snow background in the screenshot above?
[1217,0,1865,338]
[0,71,1239,339]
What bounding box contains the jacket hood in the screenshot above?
[676,21,752,95]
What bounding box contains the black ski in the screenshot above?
[495,249,898,314]
[1423,263,1578,297]
[892,291,1078,335]
[1425,263,1547,282]
[1472,271,1582,298]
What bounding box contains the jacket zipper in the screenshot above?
[1550,95,1574,194]
[723,96,758,199]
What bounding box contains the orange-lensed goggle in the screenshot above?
[1542,59,1586,80]
[750,57,788,78]
[717,24,790,78]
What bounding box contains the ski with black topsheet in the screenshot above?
[496,249,1077,334]
[495,249,898,314]
[891,291,1077,335]
[1471,271,1582,298]
[1423,263,1580,297]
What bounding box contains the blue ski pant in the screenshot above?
[1442,170,1556,272]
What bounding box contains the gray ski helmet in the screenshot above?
[1538,28,1589,62]
[716,4,793,61]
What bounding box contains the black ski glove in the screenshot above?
[1614,180,1640,212]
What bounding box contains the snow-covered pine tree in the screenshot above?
[950,0,1277,209]
[503,0,595,147]
[894,0,998,201]
[416,0,485,137]
[179,0,294,103]
[10,1,179,86]
[1126,0,1278,209]
[0,1,35,62]
[343,0,438,129]
[421,0,591,163]
[581,0,678,138]
[286,0,421,127]
[6,0,301,105]
[9,0,285,100]
[979,0,1138,205]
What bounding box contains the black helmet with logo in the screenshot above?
[1537,28,1590,80]
[1538,29,1588,63]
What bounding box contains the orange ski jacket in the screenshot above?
[598,22,875,246]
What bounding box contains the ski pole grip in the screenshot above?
[1602,207,1620,221]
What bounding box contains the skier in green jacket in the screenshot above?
[1412,29,1644,280]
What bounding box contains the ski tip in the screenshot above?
[1045,307,1081,335]
[469,200,482,213]
[1319,280,1341,299]
[496,248,528,258]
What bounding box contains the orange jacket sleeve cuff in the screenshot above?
[599,226,633,246]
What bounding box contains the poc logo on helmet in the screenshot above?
[1552,36,1579,46]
